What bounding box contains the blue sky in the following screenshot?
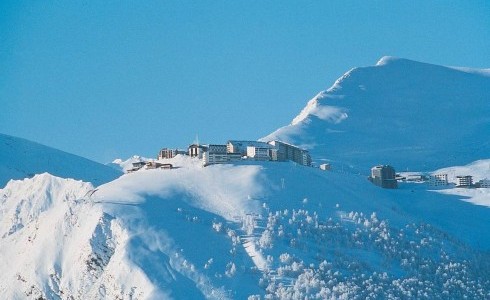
[1,1,489,163]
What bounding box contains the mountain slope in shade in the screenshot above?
[263,57,490,173]
[0,133,121,187]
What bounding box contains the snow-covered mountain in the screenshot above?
[263,57,490,173]
[1,57,490,299]
[1,156,490,299]
[0,133,121,187]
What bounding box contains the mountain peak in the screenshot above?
[375,56,402,66]
[264,59,490,172]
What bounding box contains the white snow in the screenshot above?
[0,133,121,187]
[2,57,490,299]
[263,57,490,173]
[430,159,490,208]
[2,156,490,298]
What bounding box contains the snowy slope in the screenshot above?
[432,159,490,208]
[0,174,154,299]
[0,133,121,187]
[263,57,490,173]
[2,156,489,299]
[2,57,490,299]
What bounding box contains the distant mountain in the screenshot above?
[0,133,121,187]
[263,57,490,173]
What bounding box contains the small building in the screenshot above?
[476,178,490,188]
[319,163,331,171]
[146,162,173,169]
[369,165,397,189]
[158,148,186,160]
[158,148,175,160]
[428,174,448,186]
[127,161,147,173]
[405,174,425,182]
[456,175,473,187]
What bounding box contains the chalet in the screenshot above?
[369,165,397,189]
[456,175,473,187]
[127,161,147,173]
[146,161,173,169]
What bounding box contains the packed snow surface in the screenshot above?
[1,156,489,299]
[0,133,121,187]
[263,57,490,173]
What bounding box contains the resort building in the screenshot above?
[456,175,473,187]
[369,165,397,189]
[246,144,274,160]
[227,141,271,156]
[158,148,186,160]
[267,140,311,166]
[202,144,240,166]
[428,174,448,186]
[476,179,490,188]
[188,144,207,159]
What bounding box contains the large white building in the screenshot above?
[267,140,311,166]
[428,174,448,186]
[227,141,270,156]
[246,145,274,160]
[200,139,312,167]
[202,144,240,166]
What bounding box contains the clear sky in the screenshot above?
[1,1,489,163]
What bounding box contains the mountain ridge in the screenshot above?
[263,57,490,173]
[0,133,121,187]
